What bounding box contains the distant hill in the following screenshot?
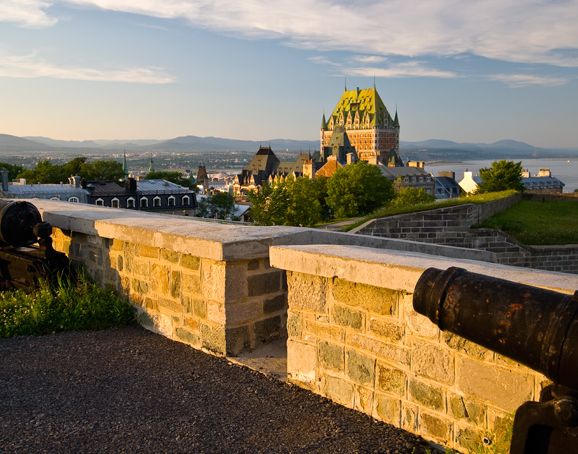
[1,133,576,160]
[149,135,318,152]
[0,134,52,152]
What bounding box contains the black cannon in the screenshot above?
[413,266,578,454]
[0,200,71,289]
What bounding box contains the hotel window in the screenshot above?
[95,198,104,206]
[111,198,120,208]
[68,197,79,203]
[127,197,135,209]
[50,196,60,201]
[153,196,161,208]
[168,196,175,207]
[182,195,190,206]
[140,197,148,208]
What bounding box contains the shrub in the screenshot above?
[0,274,134,338]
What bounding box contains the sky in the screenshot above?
[0,1,577,148]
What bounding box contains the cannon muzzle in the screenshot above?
[413,267,578,389]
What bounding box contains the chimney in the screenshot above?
[0,170,8,191]
[129,177,137,193]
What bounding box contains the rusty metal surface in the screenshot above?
[413,266,578,390]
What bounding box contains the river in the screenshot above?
[426,157,578,193]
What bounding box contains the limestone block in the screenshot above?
[201,260,226,302]
[319,341,344,372]
[457,357,534,412]
[346,349,375,386]
[247,271,281,297]
[151,263,170,294]
[206,300,226,324]
[332,305,364,330]
[419,411,452,443]
[408,379,445,412]
[455,426,489,453]
[411,340,455,384]
[180,254,200,270]
[287,272,327,313]
[254,316,282,343]
[136,244,159,259]
[175,327,200,346]
[324,375,354,407]
[368,317,404,342]
[401,402,419,432]
[287,339,317,386]
[200,322,226,355]
[157,298,183,314]
[303,319,345,344]
[263,294,286,313]
[169,270,181,299]
[376,363,406,396]
[353,385,374,415]
[487,410,514,454]
[181,273,202,295]
[444,332,493,362]
[347,333,410,367]
[225,261,248,301]
[404,297,439,340]
[225,325,250,356]
[161,249,180,263]
[448,394,486,426]
[332,278,398,316]
[287,311,302,338]
[374,393,401,426]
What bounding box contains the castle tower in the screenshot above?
[321,86,402,166]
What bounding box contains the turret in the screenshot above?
[321,113,327,130]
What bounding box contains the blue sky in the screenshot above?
[0,1,577,148]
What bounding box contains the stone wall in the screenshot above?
[352,194,578,274]
[34,199,493,357]
[271,244,578,452]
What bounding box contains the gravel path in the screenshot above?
[0,326,435,453]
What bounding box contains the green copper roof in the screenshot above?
[328,87,395,129]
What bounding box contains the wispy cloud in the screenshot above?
[4,0,578,68]
[488,73,568,88]
[353,55,386,64]
[348,62,457,79]
[0,53,175,84]
[0,0,56,28]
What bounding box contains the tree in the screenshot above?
[247,182,291,226]
[326,161,394,218]
[284,177,328,226]
[391,187,435,208]
[17,160,64,183]
[80,160,125,181]
[210,192,235,219]
[477,160,524,193]
[0,162,24,180]
[145,170,193,188]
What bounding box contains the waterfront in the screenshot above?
[427,157,578,192]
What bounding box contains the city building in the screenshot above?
[380,166,435,195]
[0,172,89,202]
[321,85,402,167]
[434,171,461,199]
[521,168,565,193]
[458,170,481,194]
[86,178,196,210]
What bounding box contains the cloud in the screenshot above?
[488,73,568,88]
[0,0,56,27]
[348,62,457,79]
[0,53,175,84]
[4,1,578,67]
[353,55,386,64]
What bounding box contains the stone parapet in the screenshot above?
[32,199,491,357]
[271,244,578,451]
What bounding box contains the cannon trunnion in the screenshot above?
[0,200,70,289]
[413,266,578,454]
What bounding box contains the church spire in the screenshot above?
[344,77,347,92]
[321,112,327,130]
[148,153,154,173]
[122,151,129,177]
[393,109,399,127]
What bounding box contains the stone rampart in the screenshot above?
[33,199,493,357]
[270,244,578,452]
[352,194,578,274]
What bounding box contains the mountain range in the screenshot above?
[0,133,576,161]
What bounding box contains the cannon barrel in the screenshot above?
[0,200,43,247]
[413,267,578,389]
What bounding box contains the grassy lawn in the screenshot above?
[480,199,578,245]
[339,190,518,232]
